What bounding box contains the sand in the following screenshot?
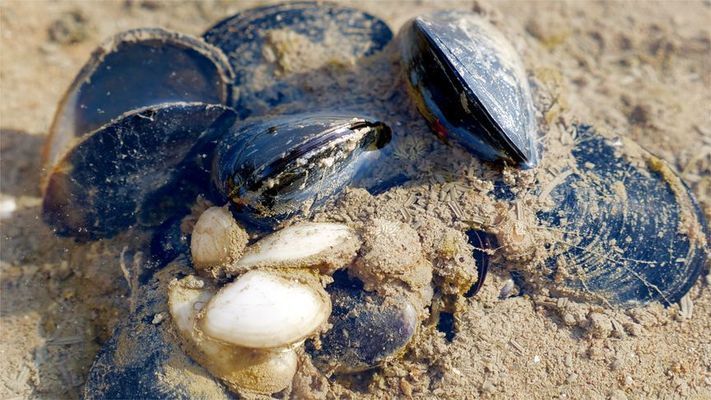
[1,1,709,399]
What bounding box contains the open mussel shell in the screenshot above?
[212,112,391,230]
[203,1,392,118]
[399,12,539,167]
[536,126,708,306]
[84,258,236,400]
[306,273,418,374]
[43,28,234,183]
[43,102,235,240]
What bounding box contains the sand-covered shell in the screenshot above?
[307,276,418,373]
[42,102,234,239]
[399,11,539,167]
[203,1,392,117]
[190,206,249,271]
[228,222,360,275]
[200,270,331,349]
[43,28,234,182]
[536,126,707,306]
[211,113,391,230]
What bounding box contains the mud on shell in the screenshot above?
[212,112,392,229]
[203,1,393,118]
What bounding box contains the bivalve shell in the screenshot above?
[200,270,331,348]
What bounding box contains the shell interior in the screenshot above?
[43,102,234,240]
[43,28,234,181]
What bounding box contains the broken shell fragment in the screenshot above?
[43,28,234,181]
[190,206,248,271]
[168,276,298,394]
[307,280,418,373]
[212,112,392,230]
[42,102,234,240]
[200,270,331,349]
[228,222,360,275]
[399,12,539,167]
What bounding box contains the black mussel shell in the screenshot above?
[464,229,497,297]
[306,274,418,373]
[84,258,236,400]
[43,28,234,182]
[399,12,539,167]
[43,102,235,240]
[212,112,392,230]
[536,126,708,306]
[203,1,392,118]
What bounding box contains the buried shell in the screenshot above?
[203,1,393,118]
[212,113,392,229]
[84,259,237,399]
[532,126,708,306]
[42,28,234,183]
[306,273,419,373]
[43,102,235,239]
[399,11,539,167]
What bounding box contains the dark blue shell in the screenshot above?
[43,102,235,240]
[399,12,539,167]
[306,272,417,373]
[537,126,707,306]
[203,1,393,118]
[45,28,233,173]
[211,112,391,231]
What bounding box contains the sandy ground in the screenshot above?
[1,0,709,399]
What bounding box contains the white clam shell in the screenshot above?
[168,277,298,394]
[201,270,330,348]
[190,206,248,270]
[232,222,360,273]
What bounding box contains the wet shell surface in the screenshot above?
[212,112,391,230]
[203,1,392,117]
[399,11,539,167]
[229,222,360,274]
[535,126,707,306]
[43,28,234,180]
[42,102,233,240]
[200,270,331,349]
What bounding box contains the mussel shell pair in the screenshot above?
[212,114,391,229]
[41,3,394,240]
[399,12,539,168]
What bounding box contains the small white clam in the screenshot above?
[227,222,360,274]
[200,269,331,349]
[190,206,248,271]
[168,276,299,394]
